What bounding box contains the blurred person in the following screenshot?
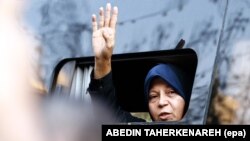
[0,0,108,141]
[42,94,115,141]
[88,3,190,122]
[0,0,45,141]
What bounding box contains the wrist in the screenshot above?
[94,58,111,79]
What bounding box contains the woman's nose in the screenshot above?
[158,91,169,107]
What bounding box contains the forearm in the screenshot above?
[94,57,111,79]
[88,71,145,123]
[88,71,118,111]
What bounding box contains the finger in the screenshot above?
[104,3,111,27]
[92,14,97,32]
[99,7,104,28]
[110,6,118,29]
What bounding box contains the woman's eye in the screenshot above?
[167,91,176,96]
[149,94,158,99]
[170,91,175,94]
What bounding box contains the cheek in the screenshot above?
[148,103,154,112]
[172,98,185,119]
[148,103,158,115]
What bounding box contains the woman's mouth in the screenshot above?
[159,112,172,121]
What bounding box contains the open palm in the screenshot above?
[92,3,118,60]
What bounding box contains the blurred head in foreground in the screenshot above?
[42,94,115,141]
[0,0,111,141]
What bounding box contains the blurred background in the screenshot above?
[0,1,250,136]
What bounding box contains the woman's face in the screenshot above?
[148,77,185,121]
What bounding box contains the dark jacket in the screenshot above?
[88,71,145,123]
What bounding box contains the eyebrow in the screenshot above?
[150,86,175,91]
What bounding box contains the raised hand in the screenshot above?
[92,3,118,60]
[91,3,118,79]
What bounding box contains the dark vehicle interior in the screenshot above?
[49,45,198,123]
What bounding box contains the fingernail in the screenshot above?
[113,6,118,12]
[107,3,111,8]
